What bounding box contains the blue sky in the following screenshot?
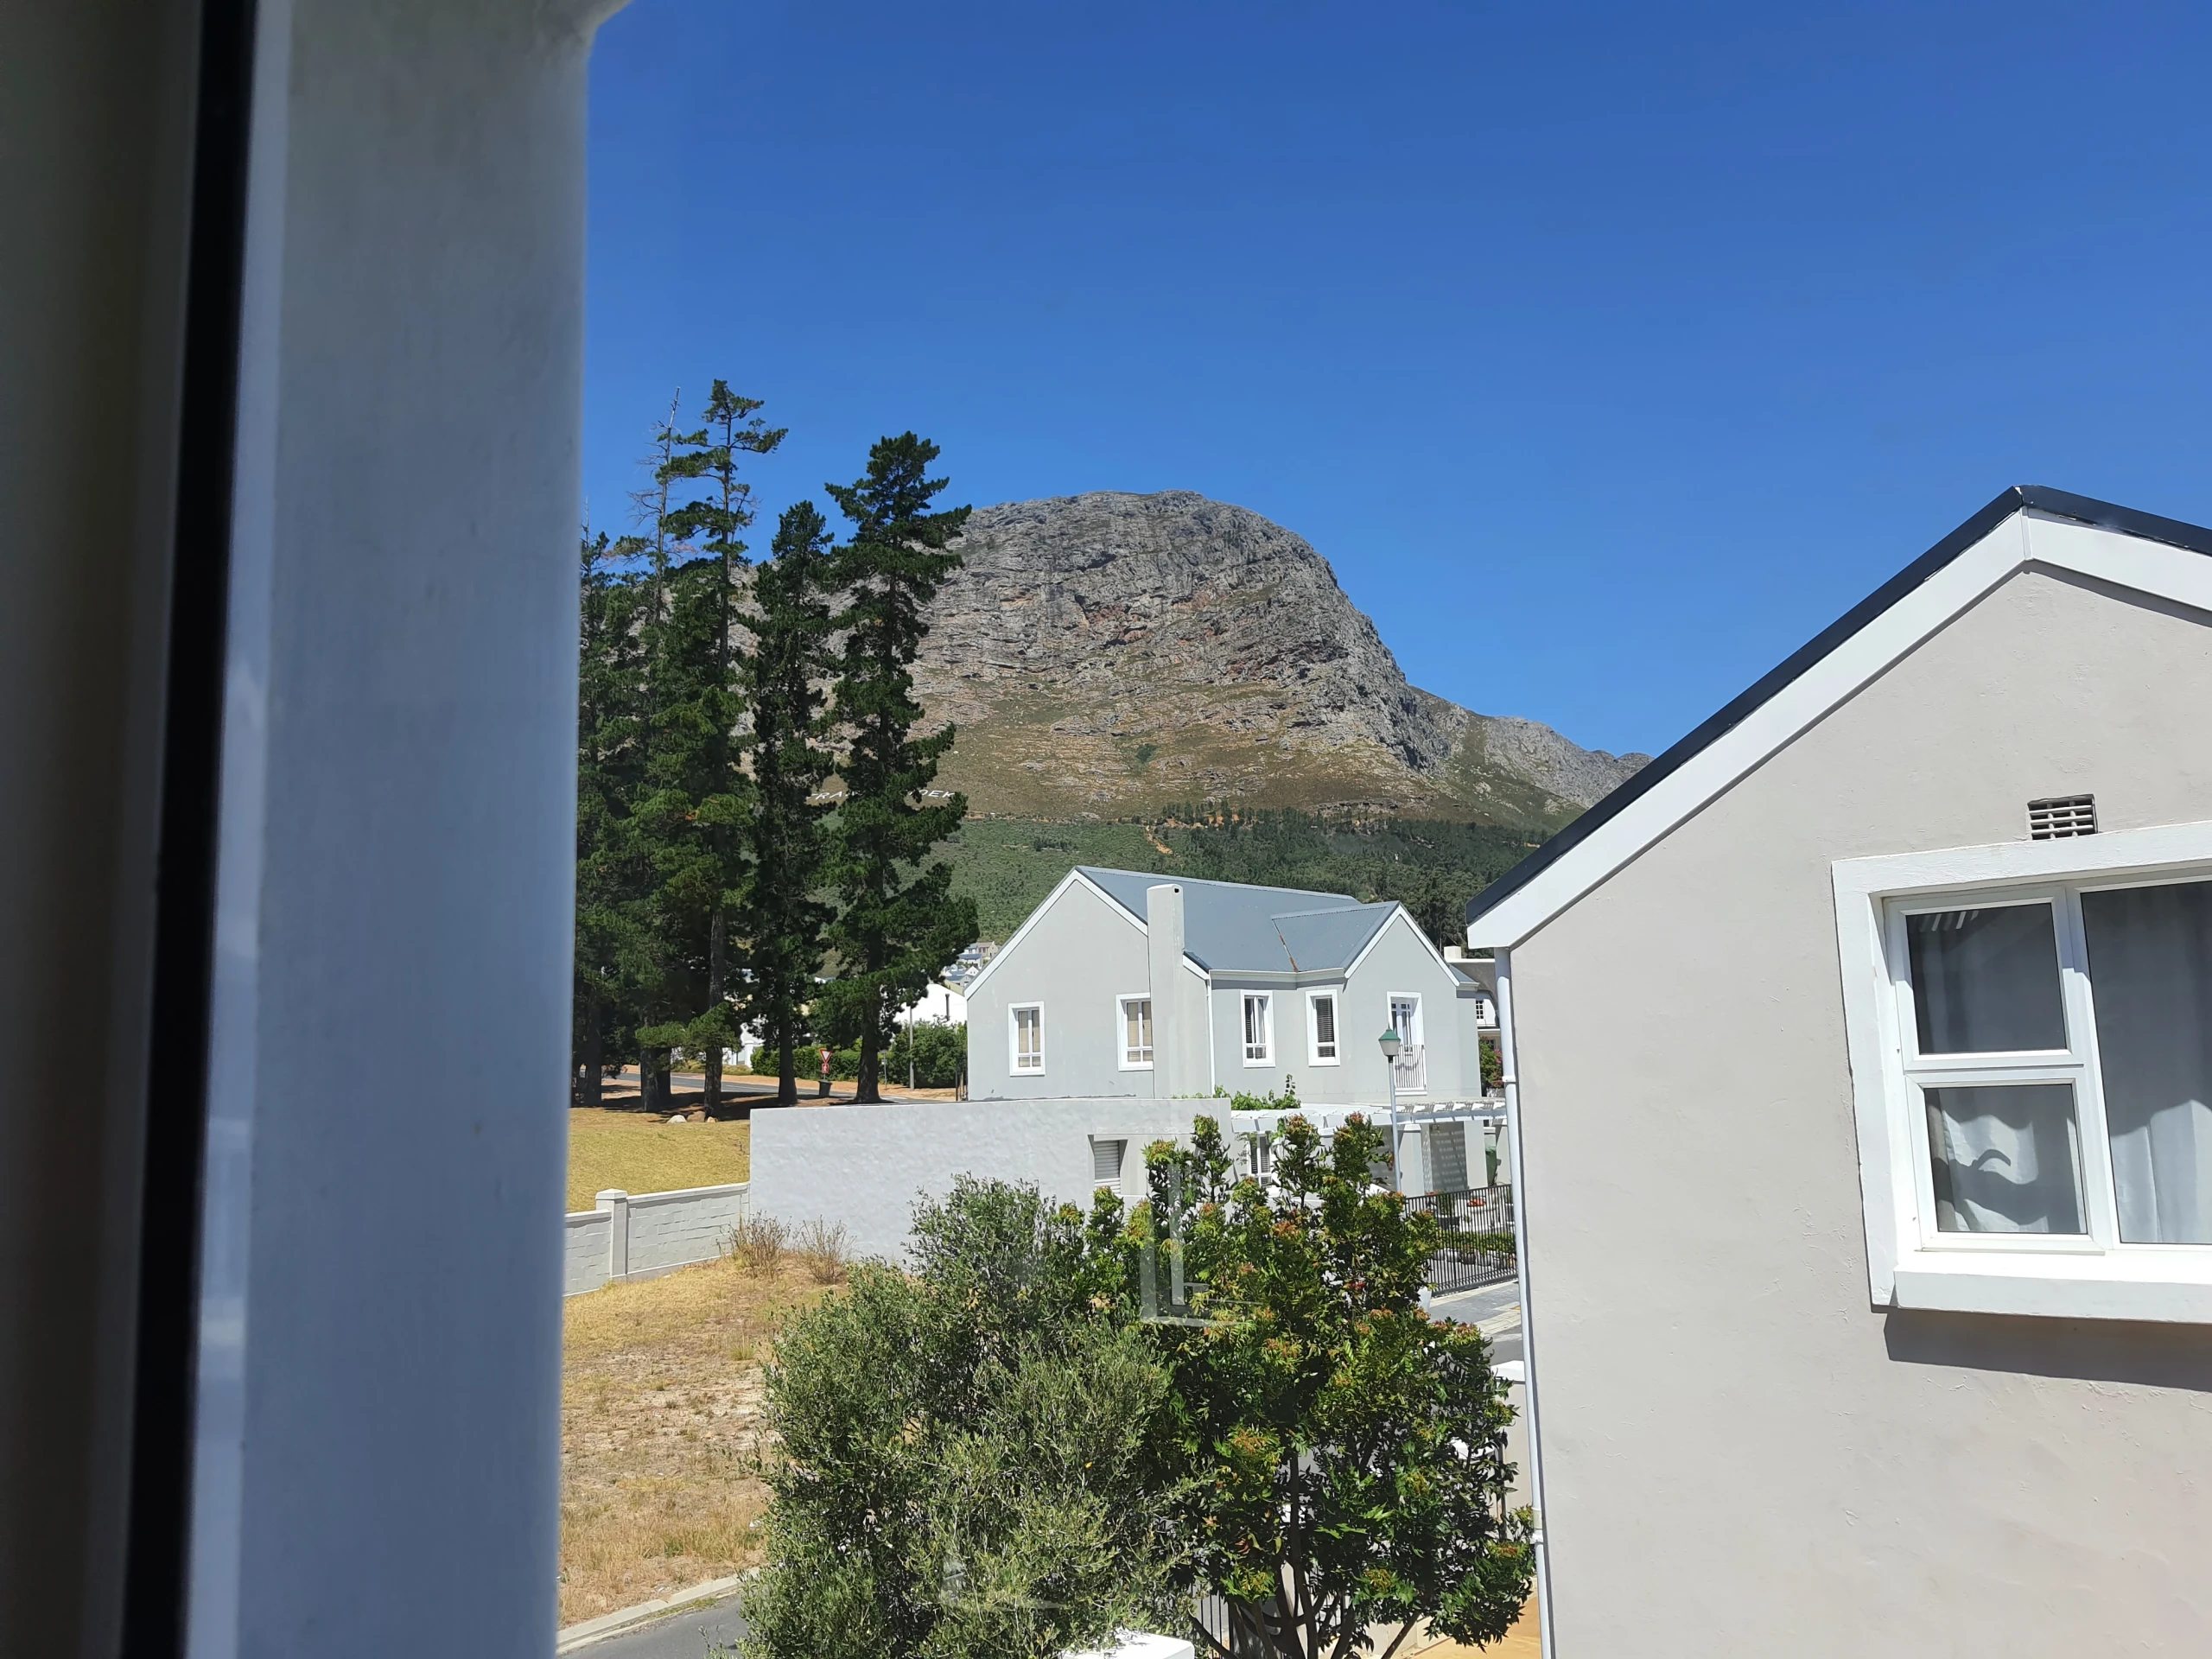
[587,0,2212,760]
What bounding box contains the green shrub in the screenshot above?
[743,1180,1179,1659]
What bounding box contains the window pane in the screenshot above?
[2082,880,2212,1244]
[1905,904,2066,1053]
[1923,1084,2084,1234]
[1313,995,1336,1052]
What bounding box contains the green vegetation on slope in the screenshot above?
[944,810,1547,941]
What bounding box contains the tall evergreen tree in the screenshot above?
[624,400,697,1116]
[634,384,785,1116]
[574,526,652,1108]
[823,434,979,1103]
[736,501,839,1104]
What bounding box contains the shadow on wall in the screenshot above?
[1884,1309,2212,1392]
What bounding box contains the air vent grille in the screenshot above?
[1092,1138,1126,1188]
[2028,795,2097,840]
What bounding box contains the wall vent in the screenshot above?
[2028,795,2097,840]
[1092,1137,1127,1189]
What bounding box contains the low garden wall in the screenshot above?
[563,1181,750,1296]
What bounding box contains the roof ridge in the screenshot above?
[1467,485,2212,937]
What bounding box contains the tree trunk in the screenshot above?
[704,910,726,1116]
[576,1014,603,1110]
[774,1010,798,1106]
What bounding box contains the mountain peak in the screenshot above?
[916,490,1643,826]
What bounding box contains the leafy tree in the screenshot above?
[1145,1109,1534,1658]
[743,1179,1182,1659]
[1478,1035,1503,1095]
[823,434,978,1103]
[736,500,839,1103]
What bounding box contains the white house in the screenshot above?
[1470,486,2212,1658]
[966,867,1490,1107]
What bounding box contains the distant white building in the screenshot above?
[966,867,1490,1106]
[899,981,967,1027]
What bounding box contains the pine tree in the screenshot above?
[736,502,839,1104]
[633,385,785,1116]
[574,526,652,1109]
[625,400,697,1116]
[823,434,979,1103]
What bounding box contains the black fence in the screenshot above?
[1414,1185,1516,1295]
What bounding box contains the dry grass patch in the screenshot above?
[566,1108,751,1211]
[559,1249,835,1625]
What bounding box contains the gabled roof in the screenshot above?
[1467,486,2212,950]
[1074,867,1396,975]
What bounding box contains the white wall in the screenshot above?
[563,1184,750,1294]
[563,1211,614,1296]
[967,880,1158,1099]
[751,1098,1202,1262]
[624,1184,750,1276]
[1513,567,2212,1656]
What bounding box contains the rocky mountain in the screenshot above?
[914,490,1647,827]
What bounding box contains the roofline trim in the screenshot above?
[1467,486,2212,948]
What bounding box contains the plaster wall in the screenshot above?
[966,881,1158,1098]
[1512,567,2212,1656]
[751,1096,1201,1262]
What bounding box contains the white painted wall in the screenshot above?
[750,1098,1202,1262]
[563,1211,614,1296]
[623,1183,750,1276]
[1207,914,1481,1103]
[966,879,1157,1098]
[1512,567,2212,1656]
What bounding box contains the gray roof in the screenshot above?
[1074,867,1397,975]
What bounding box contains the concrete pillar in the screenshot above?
[596,1191,631,1279]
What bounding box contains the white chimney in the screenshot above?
[1146,884,1205,1099]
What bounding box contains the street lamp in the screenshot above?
[1376,1027,1402,1192]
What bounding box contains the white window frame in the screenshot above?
[1241,991,1274,1066]
[1305,988,1342,1066]
[1117,993,1154,1071]
[1387,991,1426,1094]
[1243,1130,1274,1180]
[1834,818,2212,1322]
[1009,1001,1046,1076]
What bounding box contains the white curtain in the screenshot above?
[1924,1084,2083,1233]
[2083,881,2212,1245]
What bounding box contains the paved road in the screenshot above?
[569,1596,746,1659]
[1428,1281,1523,1370]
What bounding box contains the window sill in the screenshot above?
[1892,1248,2212,1323]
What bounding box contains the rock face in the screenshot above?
[915,490,1646,825]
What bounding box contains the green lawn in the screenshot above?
[565,1108,751,1211]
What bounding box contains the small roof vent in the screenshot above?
[2028,794,2097,840]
